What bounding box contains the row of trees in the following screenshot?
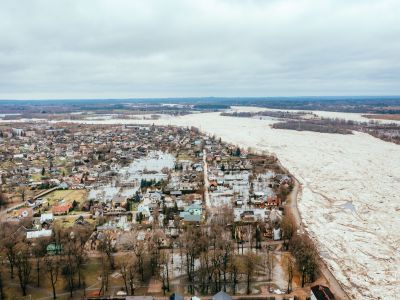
[0,213,319,298]
[159,212,318,295]
[176,222,271,295]
[108,223,267,296]
[290,234,318,287]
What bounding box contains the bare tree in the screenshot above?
[198,250,211,294]
[281,213,295,250]
[72,225,92,287]
[119,257,129,294]
[44,255,61,299]
[159,250,170,295]
[290,234,319,287]
[242,252,261,295]
[15,244,32,296]
[285,255,295,293]
[131,238,146,282]
[119,254,137,295]
[61,232,77,298]
[0,224,19,279]
[0,268,5,300]
[98,230,115,270]
[18,186,26,203]
[228,255,240,295]
[0,189,7,208]
[216,232,233,292]
[215,205,234,227]
[265,246,274,282]
[99,253,110,296]
[180,226,205,294]
[32,237,49,287]
[148,230,164,276]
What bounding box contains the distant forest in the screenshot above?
[1,96,400,114]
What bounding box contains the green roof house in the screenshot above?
[46,243,62,255]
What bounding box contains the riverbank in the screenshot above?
[285,178,350,300]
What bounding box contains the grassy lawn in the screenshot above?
[58,167,70,176]
[43,189,88,206]
[53,217,96,228]
[177,153,192,161]
[30,173,42,181]
[130,202,139,211]
[0,161,15,170]
[31,159,45,166]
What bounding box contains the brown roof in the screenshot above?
[52,203,71,214]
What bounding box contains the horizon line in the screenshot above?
[1,95,400,102]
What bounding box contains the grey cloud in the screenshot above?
[0,0,399,99]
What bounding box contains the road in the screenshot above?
[202,149,211,208]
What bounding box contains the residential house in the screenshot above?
[52,203,72,215]
[212,291,232,300]
[310,285,335,300]
[111,195,127,209]
[27,229,52,239]
[40,212,54,223]
[180,203,203,224]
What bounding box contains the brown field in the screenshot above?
[362,114,400,121]
[43,189,88,205]
[0,257,126,300]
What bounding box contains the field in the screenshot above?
[362,114,400,121]
[43,189,88,206]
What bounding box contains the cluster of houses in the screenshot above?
[2,122,325,298]
[204,140,292,240]
[0,124,210,240]
[1,122,294,245]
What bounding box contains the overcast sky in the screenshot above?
[0,0,399,99]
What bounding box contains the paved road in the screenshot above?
[202,149,211,208]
